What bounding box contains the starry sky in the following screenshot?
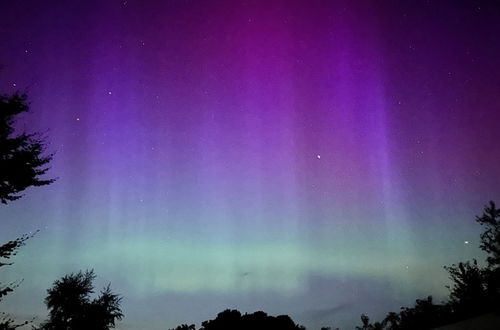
[1,1,500,329]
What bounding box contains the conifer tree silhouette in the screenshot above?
[0,87,54,329]
[0,92,55,204]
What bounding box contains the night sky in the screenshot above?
[1,1,500,329]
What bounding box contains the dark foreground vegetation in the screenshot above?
[167,202,499,330]
[170,309,306,330]
[1,90,499,329]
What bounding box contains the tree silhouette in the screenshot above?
[0,88,55,328]
[445,260,487,317]
[0,316,30,330]
[355,314,383,330]
[442,201,500,318]
[0,92,55,204]
[475,201,500,313]
[38,270,122,330]
[355,201,500,329]
[356,296,454,330]
[169,325,196,330]
[476,201,500,268]
[380,312,400,330]
[395,296,452,329]
[176,309,305,330]
[0,232,37,329]
[0,233,33,300]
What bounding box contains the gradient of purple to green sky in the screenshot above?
[1,1,500,329]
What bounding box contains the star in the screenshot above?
[76,117,80,121]
[108,91,112,95]
[316,154,321,159]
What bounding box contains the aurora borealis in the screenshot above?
[1,0,500,329]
